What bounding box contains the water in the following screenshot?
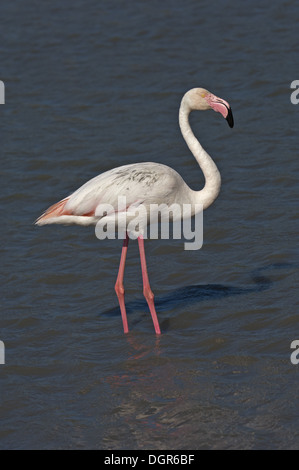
[1,0,299,449]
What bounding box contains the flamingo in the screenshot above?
[36,88,234,335]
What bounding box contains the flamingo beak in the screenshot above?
[226,106,234,128]
[205,93,234,128]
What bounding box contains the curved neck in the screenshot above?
[179,99,221,210]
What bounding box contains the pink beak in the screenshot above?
[206,93,234,128]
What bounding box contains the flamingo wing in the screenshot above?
[36,162,186,226]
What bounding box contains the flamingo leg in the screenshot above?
[138,235,161,335]
[115,233,129,333]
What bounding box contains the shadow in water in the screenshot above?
[101,262,292,319]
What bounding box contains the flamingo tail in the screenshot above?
[35,198,70,225]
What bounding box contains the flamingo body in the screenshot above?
[36,88,234,334]
[36,162,190,226]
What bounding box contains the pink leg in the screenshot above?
[115,233,129,333]
[138,235,161,335]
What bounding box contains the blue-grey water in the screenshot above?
[1,0,299,450]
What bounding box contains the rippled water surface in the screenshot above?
[1,0,299,449]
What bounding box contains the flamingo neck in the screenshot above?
[179,100,221,210]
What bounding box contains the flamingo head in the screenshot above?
[184,88,234,128]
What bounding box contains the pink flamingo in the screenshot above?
[36,88,234,334]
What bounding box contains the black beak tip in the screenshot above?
[226,107,234,128]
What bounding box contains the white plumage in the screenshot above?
[36,87,234,334]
